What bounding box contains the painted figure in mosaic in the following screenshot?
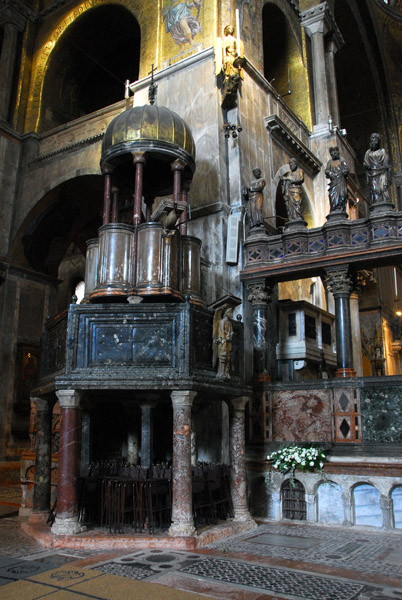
[280,158,304,220]
[243,167,266,229]
[325,146,349,212]
[163,1,202,48]
[213,306,234,378]
[363,133,392,205]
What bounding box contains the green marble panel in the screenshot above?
[361,387,402,443]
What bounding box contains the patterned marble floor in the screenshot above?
[0,515,401,600]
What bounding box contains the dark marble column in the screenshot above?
[32,397,53,514]
[229,397,255,524]
[102,164,113,225]
[325,266,356,378]
[140,397,158,469]
[52,390,83,535]
[0,6,26,121]
[169,390,197,537]
[80,411,91,476]
[247,280,273,381]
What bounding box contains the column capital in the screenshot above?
[56,389,81,408]
[230,396,251,412]
[324,266,354,296]
[171,158,186,172]
[247,280,273,305]
[0,3,27,30]
[101,163,114,175]
[171,390,197,407]
[300,2,338,37]
[132,151,146,165]
[30,396,51,412]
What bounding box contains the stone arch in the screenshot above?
[352,481,382,527]
[390,485,402,529]
[25,1,144,132]
[262,1,311,127]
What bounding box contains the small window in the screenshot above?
[322,322,332,345]
[305,314,316,340]
[282,479,306,520]
[288,313,296,336]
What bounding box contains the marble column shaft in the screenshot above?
[0,6,25,121]
[53,391,81,525]
[325,268,355,376]
[350,291,363,377]
[140,400,157,469]
[229,397,254,523]
[169,390,197,537]
[247,281,272,379]
[32,397,52,513]
[325,38,341,126]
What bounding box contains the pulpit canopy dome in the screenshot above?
[101,104,196,173]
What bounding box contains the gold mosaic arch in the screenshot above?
[25,0,157,132]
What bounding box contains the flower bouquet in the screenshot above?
[267,443,330,486]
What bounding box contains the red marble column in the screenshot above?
[171,159,185,208]
[32,397,52,514]
[229,397,255,523]
[111,186,119,223]
[51,390,83,535]
[179,180,190,235]
[169,390,197,537]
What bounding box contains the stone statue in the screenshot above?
[214,24,245,108]
[325,146,349,212]
[280,158,304,221]
[212,306,234,378]
[363,132,392,205]
[243,167,266,229]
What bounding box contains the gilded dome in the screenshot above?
[101,104,196,174]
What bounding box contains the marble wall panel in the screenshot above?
[361,386,402,443]
[271,388,332,441]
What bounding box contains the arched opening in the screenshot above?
[334,0,390,190]
[262,3,310,125]
[281,478,306,520]
[40,5,141,131]
[317,481,344,523]
[353,482,382,527]
[391,485,402,529]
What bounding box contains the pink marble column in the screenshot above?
[169,390,197,537]
[229,397,255,523]
[52,390,83,535]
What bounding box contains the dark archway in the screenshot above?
[40,5,141,131]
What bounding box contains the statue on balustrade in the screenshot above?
[363,133,392,205]
[325,146,349,212]
[214,25,245,108]
[213,306,234,378]
[280,158,304,221]
[243,167,266,229]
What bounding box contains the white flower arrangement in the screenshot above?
[267,443,329,486]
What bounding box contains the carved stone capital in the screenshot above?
[324,267,354,296]
[247,281,273,305]
[55,389,81,408]
[300,2,344,46]
[171,390,197,408]
[0,4,27,30]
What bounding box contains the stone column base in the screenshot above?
[169,521,196,537]
[51,516,86,536]
[233,508,256,524]
[336,368,356,378]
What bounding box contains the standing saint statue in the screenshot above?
[325,146,349,212]
[363,132,392,205]
[280,158,304,221]
[212,306,234,378]
[243,167,266,229]
[214,24,245,108]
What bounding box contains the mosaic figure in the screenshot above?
[163,1,202,48]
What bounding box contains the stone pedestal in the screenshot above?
[52,390,84,536]
[229,397,255,524]
[169,390,197,537]
[32,397,52,514]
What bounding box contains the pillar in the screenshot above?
[229,397,255,523]
[132,152,146,227]
[169,390,197,537]
[180,180,191,235]
[171,159,185,206]
[350,290,363,377]
[102,164,113,226]
[306,493,316,522]
[80,411,91,475]
[325,35,343,127]
[52,390,83,535]
[140,398,158,469]
[325,267,356,377]
[341,490,353,526]
[380,496,393,531]
[127,431,139,465]
[301,3,331,128]
[0,5,26,121]
[32,397,53,514]
[111,186,119,223]
[247,280,273,381]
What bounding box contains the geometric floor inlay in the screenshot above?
[180,557,365,600]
